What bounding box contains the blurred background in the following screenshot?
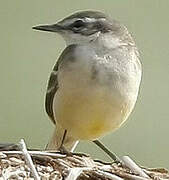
[0,0,169,168]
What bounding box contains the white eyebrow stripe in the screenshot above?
[62,17,106,27]
[85,17,96,22]
[61,18,85,26]
[60,17,106,26]
[85,17,106,22]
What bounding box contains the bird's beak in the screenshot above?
[32,23,64,33]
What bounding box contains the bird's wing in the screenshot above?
[45,44,77,124]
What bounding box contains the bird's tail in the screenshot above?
[46,125,79,152]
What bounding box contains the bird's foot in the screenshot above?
[112,159,125,167]
[58,146,72,156]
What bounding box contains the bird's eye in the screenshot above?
[73,20,85,29]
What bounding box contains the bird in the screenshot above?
[33,10,142,162]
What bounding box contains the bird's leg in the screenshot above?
[58,130,72,155]
[93,140,122,164]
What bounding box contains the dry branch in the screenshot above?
[0,143,169,180]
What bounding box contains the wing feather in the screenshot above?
[45,44,77,124]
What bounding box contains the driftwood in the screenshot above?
[0,140,169,180]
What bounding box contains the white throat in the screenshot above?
[62,31,124,51]
[62,31,100,46]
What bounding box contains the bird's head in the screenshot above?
[33,11,131,46]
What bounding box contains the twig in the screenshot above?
[114,171,150,180]
[0,148,168,179]
[1,150,66,158]
[19,139,40,180]
[66,167,91,180]
[97,170,124,180]
[122,156,149,178]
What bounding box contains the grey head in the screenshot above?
[33,10,133,45]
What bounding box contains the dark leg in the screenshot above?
[93,140,121,163]
[59,130,72,155]
[60,129,67,148]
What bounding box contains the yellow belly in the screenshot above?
[54,88,130,140]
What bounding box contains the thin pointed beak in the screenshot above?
[32,23,63,33]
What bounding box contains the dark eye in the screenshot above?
[73,20,85,29]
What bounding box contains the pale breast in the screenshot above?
[53,45,141,140]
